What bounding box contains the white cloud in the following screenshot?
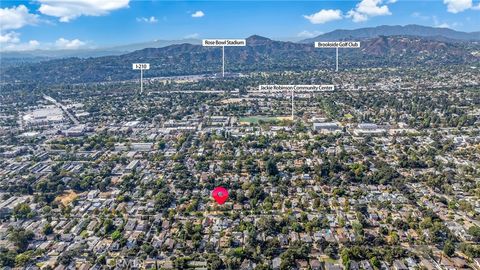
[29,40,40,47]
[0,6,40,52]
[0,30,40,52]
[304,9,343,24]
[297,30,323,38]
[436,23,451,28]
[1,39,40,51]
[55,38,86,49]
[411,12,429,20]
[191,10,205,18]
[0,32,21,44]
[184,33,199,39]
[356,0,392,16]
[38,0,130,22]
[347,10,369,22]
[0,5,39,30]
[347,0,392,22]
[443,0,472,13]
[137,16,158,23]
[432,15,460,29]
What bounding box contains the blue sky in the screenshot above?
[0,0,479,50]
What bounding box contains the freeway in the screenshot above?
[148,89,239,94]
[43,95,80,125]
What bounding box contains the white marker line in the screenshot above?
[314,41,360,72]
[202,39,246,78]
[132,63,150,94]
[256,85,335,119]
[336,47,339,72]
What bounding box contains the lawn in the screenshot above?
[239,116,291,124]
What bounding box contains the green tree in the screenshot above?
[8,228,34,252]
[155,191,174,210]
[42,223,53,235]
[208,254,224,270]
[341,248,351,269]
[103,219,115,234]
[111,230,122,241]
[443,240,455,257]
[370,256,380,269]
[266,159,279,176]
[467,226,480,241]
[15,252,32,267]
[0,247,16,267]
[13,203,35,219]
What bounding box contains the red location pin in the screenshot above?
[212,186,229,205]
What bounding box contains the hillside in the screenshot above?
[300,24,480,43]
[0,39,201,61]
[1,35,479,85]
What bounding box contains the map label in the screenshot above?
[315,41,360,48]
[132,63,150,70]
[202,39,247,47]
[258,85,335,91]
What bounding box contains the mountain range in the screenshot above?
[1,25,479,85]
[301,24,480,43]
[1,39,201,65]
[2,24,479,61]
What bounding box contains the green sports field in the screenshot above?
[239,116,291,124]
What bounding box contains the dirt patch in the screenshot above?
[276,116,293,121]
[55,190,78,206]
[220,98,244,104]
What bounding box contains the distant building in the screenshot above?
[313,122,342,133]
[0,147,27,158]
[208,116,230,127]
[354,123,387,136]
[0,196,31,218]
[23,106,64,126]
[125,160,140,172]
[130,143,153,152]
[63,125,86,137]
[271,126,291,132]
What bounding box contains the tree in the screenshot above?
[467,226,480,242]
[341,248,351,269]
[325,246,335,258]
[8,228,34,252]
[264,238,282,258]
[58,250,75,265]
[389,231,399,245]
[208,254,224,270]
[458,243,480,259]
[158,140,166,150]
[103,219,115,234]
[370,256,380,269]
[15,252,32,267]
[155,191,174,210]
[266,159,279,176]
[42,223,53,235]
[173,256,190,269]
[96,255,106,265]
[443,240,455,257]
[0,247,16,267]
[13,203,35,219]
[111,230,122,241]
